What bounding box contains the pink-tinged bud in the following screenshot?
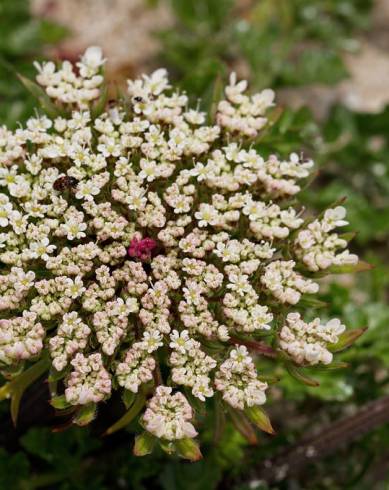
[128,237,157,261]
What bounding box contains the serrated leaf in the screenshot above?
[73,403,97,427]
[133,431,156,457]
[286,363,320,387]
[328,327,367,353]
[245,406,275,435]
[174,437,202,462]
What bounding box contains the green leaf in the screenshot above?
[328,327,367,353]
[133,431,156,457]
[245,406,275,435]
[174,438,202,462]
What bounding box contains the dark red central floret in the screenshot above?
[128,237,157,261]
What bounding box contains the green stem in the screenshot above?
[105,392,146,435]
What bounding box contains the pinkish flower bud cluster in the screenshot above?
[0,267,35,310]
[116,331,163,393]
[65,352,112,405]
[142,386,197,440]
[0,312,44,365]
[169,330,216,401]
[49,312,91,371]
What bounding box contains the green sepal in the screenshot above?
[122,389,136,409]
[50,394,72,410]
[0,362,25,381]
[245,406,275,435]
[133,431,156,456]
[174,437,202,462]
[48,366,68,383]
[286,362,320,387]
[328,327,367,353]
[73,402,97,426]
[226,405,257,445]
[159,439,175,455]
[328,260,373,274]
[298,296,327,309]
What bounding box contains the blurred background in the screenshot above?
[0,0,388,488]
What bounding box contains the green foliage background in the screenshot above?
[0,0,388,488]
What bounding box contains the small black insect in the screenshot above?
[133,96,144,103]
[53,176,78,192]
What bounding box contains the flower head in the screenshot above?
[0,48,360,457]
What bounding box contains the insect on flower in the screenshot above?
[53,176,79,192]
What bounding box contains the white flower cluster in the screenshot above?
[261,260,319,304]
[215,346,268,410]
[0,48,358,446]
[217,73,275,137]
[295,206,359,272]
[34,46,105,108]
[142,386,197,440]
[279,313,346,365]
